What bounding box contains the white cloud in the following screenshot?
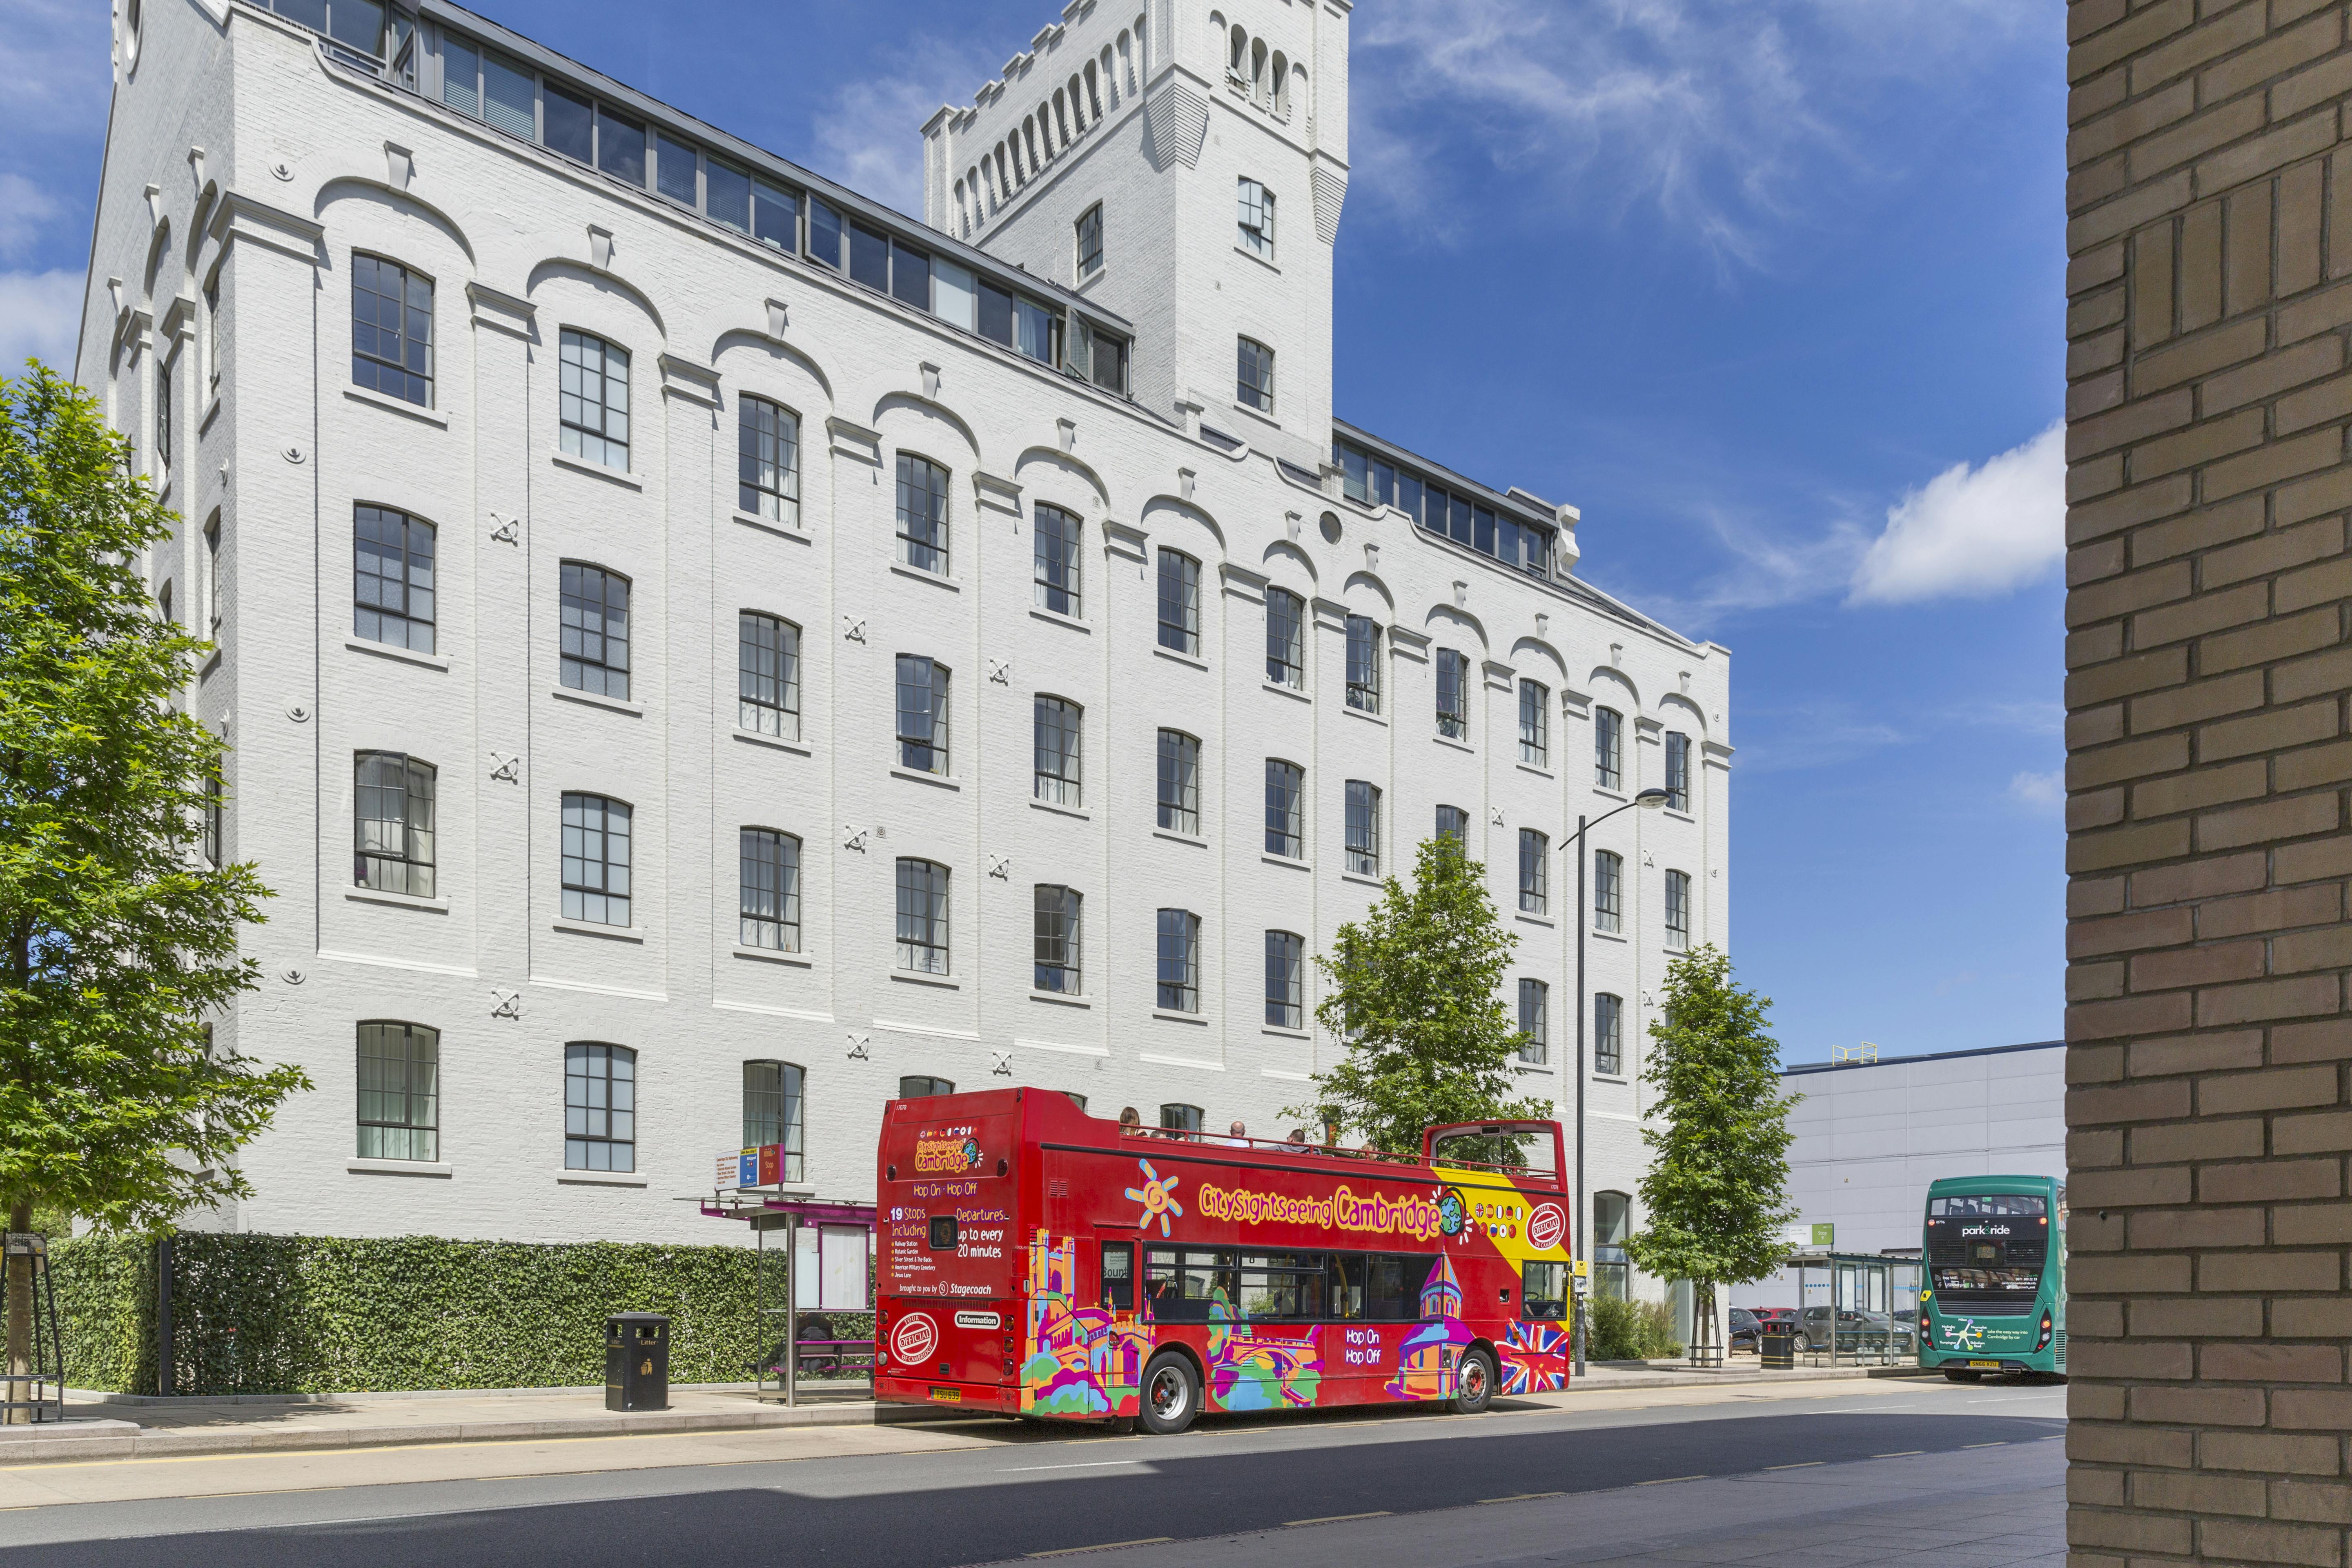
[0,175,64,263]
[0,270,87,378]
[1350,0,2046,266]
[1846,422,2064,605]
[2006,769,2064,811]
[807,40,1000,219]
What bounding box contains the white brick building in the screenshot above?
[76,0,1731,1270]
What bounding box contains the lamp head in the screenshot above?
[1635,788,1672,810]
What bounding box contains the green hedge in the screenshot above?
[1588,1294,1684,1361]
[50,1233,809,1395]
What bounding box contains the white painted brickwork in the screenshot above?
[80,0,1730,1261]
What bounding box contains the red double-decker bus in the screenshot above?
[873,1088,1573,1432]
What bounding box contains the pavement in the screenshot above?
[0,1373,2066,1565]
[15,1358,1929,1464]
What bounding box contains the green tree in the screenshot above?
[0,364,307,1408]
[1291,835,1550,1158]
[1622,945,1800,1361]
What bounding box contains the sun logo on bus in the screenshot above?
[1125,1160,1185,1237]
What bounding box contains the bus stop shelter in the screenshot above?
[700,1190,876,1405]
[1780,1250,1923,1367]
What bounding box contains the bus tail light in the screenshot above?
[2036,1310,2053,1352]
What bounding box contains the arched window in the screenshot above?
[1519,679,1550,765]
[558,327,630,469]
[1157,549,1200,655]
[1159,1102,1202,1135]
[354,503,435,653]
[1035,884,1082,993]
[739,829,802,952]
[1228,24,1247,76]
[355,751,437,897]
[1035,696,1083,806]
[1594,993,1625,1076]
[1271,52,1289,116]
[1265,586,1304,688]
[1518,980,1548,1064]
[1157,909,1200,1012]
[357,1020,439,1161]
[1251,38,1268,103]
[742,1060,804,1178]
[1595,706,1624,790]
[1157,730,1201,835]
[1264,929,1304,1028]
[1344,781,1380,875]
[896,655,951,775]
[1345,616,1381,713]
[1519,829,1548,914]
[1035,502,1082,615]
[901,1074,956,1098]
[1665,731,1692,811]
[561,793,633,926]
[1594,850,1623,934]
[1435,648,1469,739]
[559,561,631,698]
[739,612,802,740]
[1665,869,1692,950]
[1264,759,1303,858]
[896,452,950,575]
[896,858,951,974]
[1084,61,1103,120]
[565,1042,636,1172]
[739,395,801,525]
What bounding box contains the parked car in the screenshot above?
[1747,1307,1798,1330]
[1800,1305,1915,1353]
[1727,1307,1762,1353]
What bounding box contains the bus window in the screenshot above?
[1238,1252,1326,1320]
[1144,1247,1231,1321]
[1522,1260,1567,1321]
[1329,1254,1365,1319]
[1367,1255,1434,1320]
[927,1216,958,1250]
[1101,1241,1135,1311]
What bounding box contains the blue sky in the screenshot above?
[0,0,2068,1066]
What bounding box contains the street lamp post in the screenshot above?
[1565,786,1671,1377]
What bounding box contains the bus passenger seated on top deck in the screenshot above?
[1118,1105,1144,1136]
[1282,1128,1312,1153]
[1219,1120,1250,1148]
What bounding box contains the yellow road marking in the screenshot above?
[1963,1442,2006,1449]
[1637,1475,1707,1485]
[194,1486,341,1498]
[1285,1512,1392,1526]
[1026,1539,1174,1557]
[1873,1451,1923,1458]
[1479,1491,1564,1503]
[1765,1462,1823,1470]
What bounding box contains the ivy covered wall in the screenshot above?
[50,1234,806,1395]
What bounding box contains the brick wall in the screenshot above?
[2066,0,2352,1562]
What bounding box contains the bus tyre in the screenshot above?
[1943,1368,1982,1383]
[1453,1348,1497,1414]
[1139,1353,1199,1435]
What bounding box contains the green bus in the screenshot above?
[1918,1174,2065,1381]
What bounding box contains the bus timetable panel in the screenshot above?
[873,1089,1574,1432]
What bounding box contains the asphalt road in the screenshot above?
[0,1380,2067,1567]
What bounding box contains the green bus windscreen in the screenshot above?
[1925,1193,2049,1316]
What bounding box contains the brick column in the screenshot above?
[2067,2,2352,1564]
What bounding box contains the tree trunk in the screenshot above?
[1690,1279,1720,1368]
[4,1198,30,1425]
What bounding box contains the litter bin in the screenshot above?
[606,1312,670,1412]
[1760,1325,1794,1371]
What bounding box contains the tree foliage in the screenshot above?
[1292,835,1550,1158]
[0,363,307,1240]
[1622,945,1801,1301]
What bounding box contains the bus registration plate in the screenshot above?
[929,1387,962,1403]
[1967,1360,2002,1369]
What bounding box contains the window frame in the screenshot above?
[1665,731,1691,812]
[1034,502,1083,617]
[895,655,952,775]
[1156,549,1201,655]
[1436,804,1469,844]
[895,452,951,576]
[1236,334,1275,414]
[1156,908,1201,1012]
[1264,758,1304,859]
[557,327,630,469]
[1595,706,1624,791]
[1664,868,1691,950]
[1593,848,1623,934]
[354,751,438,898]
[1594,993,1625,1076]
[1265,586,1305,688]
[560,791,634,927]
[564,1040,637,1172]
[1034,882,1083,994]
[895,857,952,975]
[1156,729,1202,835]
[559,561,632,699]
[1518,828,1548,915]
[1344,615,1381,714]
[1519,680,1549,766]
[356,1019,439,1162]
[1237,176,1275,258]
[354,503,436,654]
[1435,649,1470,740]
[741,1059,805,1180]
[1075,202,1104,276]
[1034,695,1084,807]
[1518,979,1548,1065]
[351,251,434,408]
[1264,929,1305,1029]
[737,394,802,524]
[739,827,803,952]
[1344,780,1380,876]
[737,611,802,740]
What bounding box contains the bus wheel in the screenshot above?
[1942,1368,1982,1383]
[1453,1349,1497,1414]
[1138,1353,1199,1435]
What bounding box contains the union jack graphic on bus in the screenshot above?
[1499,1320,1569,1394]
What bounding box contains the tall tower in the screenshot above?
[922,0,1350,472]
